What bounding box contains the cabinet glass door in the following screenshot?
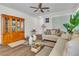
[5,17,9,32]
[12,19,16,32]
[17,20,21,31]
[21,20,24,31]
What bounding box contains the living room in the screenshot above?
[0,3,79,56]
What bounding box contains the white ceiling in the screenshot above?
[0,3,79,16]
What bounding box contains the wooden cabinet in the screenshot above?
[2,14,25,46]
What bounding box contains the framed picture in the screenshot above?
[45,18,49,23]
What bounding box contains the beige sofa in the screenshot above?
[49,38,68,56]
[36,30,79,56]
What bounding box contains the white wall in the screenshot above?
[0,5,37,44]
[34,16,44,34]
[51,15,70,32]
[37,9,76,33]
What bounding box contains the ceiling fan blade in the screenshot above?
[39,3,42,8]
[34,9,38,12]
[30,3,49,13]
[42,7,49,9]
[41,9,44,13]
[30,6,38,9]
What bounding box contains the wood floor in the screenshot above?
[0,44,35,56]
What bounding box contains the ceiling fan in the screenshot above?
[30,3,50,13]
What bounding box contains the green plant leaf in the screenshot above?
[63,10,79,33]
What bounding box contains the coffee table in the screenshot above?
[31,41,44,53]
[31,45,41,53]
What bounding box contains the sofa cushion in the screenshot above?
[49,38,68,56]
[51,29,56,35]
[44,29,51,35]
[51,29,62,36]
[42,35,59,41]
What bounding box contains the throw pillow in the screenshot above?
[61,33,71,41]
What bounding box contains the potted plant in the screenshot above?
[63,10,79,34]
